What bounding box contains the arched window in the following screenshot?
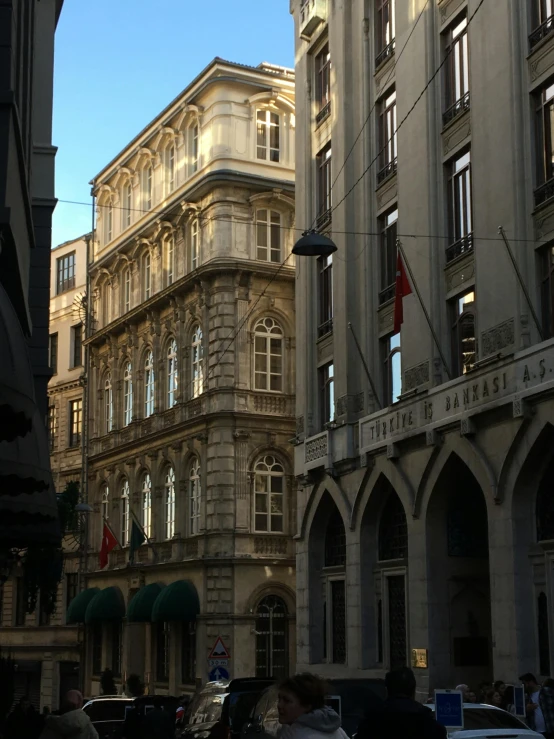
[256,595,288,680]
[191,219,199,270]
[143,164,153,211]
[191,325,204,399]
[121,479,130,546]
[165,467,175,540]
[254,318,283,392]
[256,209,281,262]
[167,338,178,408]
[378,492,408,561]
[189,458,201,535]
[325,509,346,567]
[123,362,133,426]
[144,350,155,418]
[142,252,151,300]
[165,234,175,286]
[122,267,131,313]
[142,473,152,539]
[122,181,132,229]
[166,144,175,194]
[323,507,346,664]
[101,485,109,521]
[254,455,284,533]
[104,373,113,434]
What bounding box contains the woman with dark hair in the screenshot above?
[485,690,503,708]
[277,674,348,739]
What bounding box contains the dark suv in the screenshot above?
[182,678,275,739]
[242,678,386,739]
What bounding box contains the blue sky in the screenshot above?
[52,1,294,247]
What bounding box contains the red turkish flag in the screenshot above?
[393,251,413,333]
[99,523,118,569]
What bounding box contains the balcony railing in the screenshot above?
[318,318,333,338]
[377,157,397,185]
[446,232,473,263]
[300,0,327,38]
[443,91,470,126]
[529,14,554,51]
[535,177,554,208]
[379,283,395,306]
[376,39,395,68]
[316,207,332,230]
[316,101,331,125]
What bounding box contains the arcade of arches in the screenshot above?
[296,418,554,694]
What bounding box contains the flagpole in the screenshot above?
[397,240,452,381]
[102,516,122,549]
[130,509,158,560]
[348,322,382,409]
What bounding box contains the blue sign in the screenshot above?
[209,666,229,682]
[435,690,464,730]
[513,686,526,718]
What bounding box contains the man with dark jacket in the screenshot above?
[356,668,447,739]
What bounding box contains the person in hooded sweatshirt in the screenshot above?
[277,673,349,739]
[39,690,98,739]
[356,668,447,739]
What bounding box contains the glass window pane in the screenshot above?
[257,223,268,248]
[255,372,266,389]
[270,375,282,391]
[255,337,266,352]
[270,338,282,354]
[256,514,268,531]
[271,476,283,493]
[271,495,283,514]
[255,475,269,493]
[270,515,284,532]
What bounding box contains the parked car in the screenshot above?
[428,703,543,739]
[242,678,386,739]
[82,696,134,739]
[181,678,275,739]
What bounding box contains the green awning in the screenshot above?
[151,580,200,622]
[85,586,125,624]
[127,583,164,623]
[66,588,100,624]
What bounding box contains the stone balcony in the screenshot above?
[299,0,327,39]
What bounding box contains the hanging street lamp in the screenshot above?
[292,229,337,257]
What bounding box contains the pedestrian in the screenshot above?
[39,690,98,739]
[4,696,42,739]
[494,681,507,698]
[277,673,348,739]
[135,697,174,739]
[465,691,478,704]
[485,690,503,708]
[478,681,492,703]
[519,672,554,738]
[455,685,469,702]
[356,667,447,739]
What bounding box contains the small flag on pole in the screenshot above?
[393,250,413,333]
[99,522,119,569]
[129,519,146,564]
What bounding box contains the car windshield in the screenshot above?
[83,700,132,722]
[460,707,527,731]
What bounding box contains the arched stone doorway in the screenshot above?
[426,453,492,688]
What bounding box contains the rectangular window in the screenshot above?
[451,290,476,376]
[316,143,332,228]
[15,579,26,626]
[381,332,402,405]
[530,0,554,50]
[378,89,397,183]
[379,208,398,304]
[167,145,175,193]
[535,82,554,207]
[56,252,76,294]
[166,236,175,286]
[156,621,170,682]
[387,574,407,669]
[541,244,554,337]
[111,621,122,677]
[143,253,151,300]
[446,150,473,262]
[443,15,469,125]
[257,110,280,162]
[69,399,82,448]
[39,594,50,626]
[318,254,333,337]
[181,622,196,684]
[48,405,57,451]
[72,324,83,368]
[315,44,331,123]
[123,182,132,228]
[376,0,395,66]
[49,333,58,375]
[190,124,199,174]
[65,573,78,617]
[92,623,102,675]
[319,362,335,428]
[191,220,199,270]
[330,580,346,664]
[256,209,281,263]
[123,267,131,313]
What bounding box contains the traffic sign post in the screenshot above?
[208,637,231,682]
[434,690,464,730]
[209,665,229,682]
[209,637,231,659]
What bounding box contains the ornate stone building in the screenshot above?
[292,0,554,696]
[75,58,296,697]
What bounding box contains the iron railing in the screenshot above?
[535,177,554,208]
[446,232,473,263]
[316,101,331,125]
[377,157,397,184]
[443,91,470,126]
[376,39,395,68]
[529,15,554,51]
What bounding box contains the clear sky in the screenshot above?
[52,1,294,247]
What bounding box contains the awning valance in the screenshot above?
[66,588,100,624]
[85,586,126,624]
[127,582,164,623]
[152,580,200,623]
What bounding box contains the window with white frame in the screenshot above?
[254,455,285,533]
[121,479,130,546]
[142,251,151,300]
[101,485,109,521]
[122,267,131,313]
[189,457,201,535]
[256,209,281,263]
[165,234,175,286]
[165,143,175,194]
[191,325,204,399]
[142,473,152,539]
[167,338,178,408]
[102,283,110,327]
[123,361,133,426]
[104,200,114,244]
[165,467,175,539]
[105,373,113,434]
[254,318,284,392]
[143,164,153,211]
[144,350,155,418]
[257,110,280,162]
[189,123,199,174]
[123,182,132,229]
[191,219,199,270]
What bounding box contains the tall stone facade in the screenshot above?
[291,0,554,696]
[79,59,296,697]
